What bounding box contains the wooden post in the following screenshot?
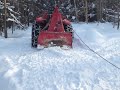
[4,0,7,38]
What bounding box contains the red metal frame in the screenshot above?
[37,6,72,47]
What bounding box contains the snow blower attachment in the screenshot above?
[32,6,73,48]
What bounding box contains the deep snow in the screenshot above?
[0,23,120,90]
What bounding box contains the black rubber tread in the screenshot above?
[31,21,41,48]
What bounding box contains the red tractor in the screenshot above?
[31,6,73,48]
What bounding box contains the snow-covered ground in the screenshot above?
[0,23,120,90]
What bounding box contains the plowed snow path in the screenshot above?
[0,23,120,90]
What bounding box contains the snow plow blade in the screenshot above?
[38,31,72,48]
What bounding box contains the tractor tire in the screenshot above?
[64,24,74,38]
[66,25,73,32]
[31,21,41,48]
[64,24,73,32]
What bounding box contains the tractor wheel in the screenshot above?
[64,24,74,38]
[66,25,73,32]
[65,24,73,32]
[31,21,41,48]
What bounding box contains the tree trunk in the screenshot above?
[85,0,88,23]
[117,9,120,29]
[74,0,78,22]
[97,0,102,22]
[99,0,102,22]
[4,0,8,38]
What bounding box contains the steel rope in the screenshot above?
[74,30,120,70]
